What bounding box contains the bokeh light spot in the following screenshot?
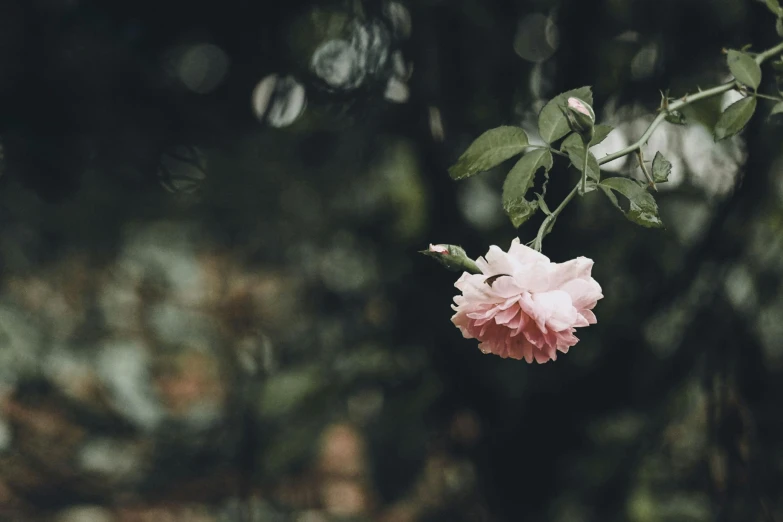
[513,14,559,63]
[252,74,307,128]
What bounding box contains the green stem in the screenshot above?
[597,81,735,165]
[753,92,783,102]
[754,40,783,63]
[598,40,783,167]
[533,184,579,251]
[580,141,589,194]
[463,259,482,274]
[530,39,783,252]
[636,149,656,190]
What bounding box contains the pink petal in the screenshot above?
[531,290,578,332]
[449,238,603,364]
[580,309,597,324]
[559,278,603,310]
[549,257,594,289]
[494,305,520,325]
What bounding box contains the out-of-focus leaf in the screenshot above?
[158,145,207,194]
[714,96,757,141]
[651,152,672,183]
[259,367,323,417]
[448,126,529,180]
[767,0,783,16]
[727,50,761,90]
[502,149,553,227]
[600,177,664,228]
[538,86,593,144]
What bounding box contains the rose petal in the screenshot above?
[450,238,603,364]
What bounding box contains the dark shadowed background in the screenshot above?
[1,0,783,521]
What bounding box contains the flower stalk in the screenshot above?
[528,39,783,251]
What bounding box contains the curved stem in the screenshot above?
[754,40,783,63]
[597,81,736,165]
[580,141,589,193]
[636,149,656,190]
[598,40,783,167]
[530,39,783,252]
[533,184,579,251]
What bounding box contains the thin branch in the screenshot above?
[753,92,783,102]
[597,81,736,165]
[527,40,783,252]
[636,149,657,191]
[580,140,589,194]
[754,40,783,63]
[598,40,783,166]
[533,184,579,251]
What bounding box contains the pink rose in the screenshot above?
[451,238,603,363]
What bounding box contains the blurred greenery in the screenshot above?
[1,0,783,521]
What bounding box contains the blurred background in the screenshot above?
[1,0,783,520]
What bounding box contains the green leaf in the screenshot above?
[651,152,672,183]
[561,133,601,182]
[600,177,664,228]
[538,86,593,144]
[590,124,613,146]
[449,126,529,180]
[777,17,783,38]
[664,110,687,125]
[502,149,553,227]
[767,0,783,16]
[727,50,762,90]
[599,185,620,210]
[536,193,553,215]
[714,96,757,141]
[771,101,783,116]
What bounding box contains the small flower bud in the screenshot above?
[420,244,481,274]
[567,97,594,119]
[565,97,595,143]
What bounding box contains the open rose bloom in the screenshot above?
[451,239,603,363]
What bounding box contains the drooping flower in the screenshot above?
[450,238,603,363]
